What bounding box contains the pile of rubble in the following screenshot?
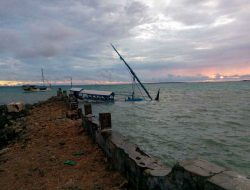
[0,103,28,149]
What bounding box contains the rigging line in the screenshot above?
[122,59,145,98]
[130,70,146,99]
[125,65,137,96]
[129,69,145,98]
[118,56,146,99]
[123,62,133,82]
[135,81,146,99]
[132,76,135,96]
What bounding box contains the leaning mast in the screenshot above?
[111,44,152,100]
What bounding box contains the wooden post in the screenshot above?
[57,88,62,97]
[77,108,83,119]
[99,113,111,130]
[84,104,92,115]
[63,90,67,97]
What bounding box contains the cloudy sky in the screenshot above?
[0,0,250,85]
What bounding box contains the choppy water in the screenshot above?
[1,82,250,176]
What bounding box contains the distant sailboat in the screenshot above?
[111,44,159,101]
[22,68,51,92]
[38,68,51,91]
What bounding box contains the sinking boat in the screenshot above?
[111,44,160,101]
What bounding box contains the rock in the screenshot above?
[32,167,45,177]
[0,148,10,155]
[7,102,25,113]
[50,155,57,162]
[15,128,23,134]
[62,185,83,190]
[66,111,78,120]
[0,116,9,129]
[118,180,129,188]
[7,115,12,120]
[59,141,65,146]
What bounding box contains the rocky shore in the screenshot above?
[0,97,127,190]
[0,104,29,149]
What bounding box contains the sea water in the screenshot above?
[1,81,250,176]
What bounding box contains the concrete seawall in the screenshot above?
[81,103,250,190]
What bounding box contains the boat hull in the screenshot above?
[22,85,50,92]
[125,97,144,102]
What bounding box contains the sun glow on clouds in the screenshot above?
[0,80,38,86]
[212,15,235,27]
[132,13,206,39]
[146,63,250,82]
[0,80,129,86]
[0,81,23,86]
[50,80,129,86]
[202,1,218,8]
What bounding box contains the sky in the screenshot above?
[0,0,250,86]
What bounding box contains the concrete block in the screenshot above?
[179,159,225,177]
[205,170,250,190]
[172,159,226,190]
[108,132,172,190]
[7,102,25,113]
[82,117,250,190]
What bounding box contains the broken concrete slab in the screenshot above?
[205,170,250,190]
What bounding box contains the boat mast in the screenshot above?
[70,76,72,88]
[111,44,152,100]
[41,68,45,86]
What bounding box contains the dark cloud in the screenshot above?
[0,0,250,84]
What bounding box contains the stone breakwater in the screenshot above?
[0,96,127,190]
[81,102,250,190]
[0,100,52,149]
[0,104,30,149]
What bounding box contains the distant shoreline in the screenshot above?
[0,79,249,87]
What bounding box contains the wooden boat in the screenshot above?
[69,88,115,102]
[22,85,40,92]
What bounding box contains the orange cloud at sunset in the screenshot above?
[150,62,250,81]
[0,80,25,86]
[0,80,129,86]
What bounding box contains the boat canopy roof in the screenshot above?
[80,89,114,97]
[69,88,83,92]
